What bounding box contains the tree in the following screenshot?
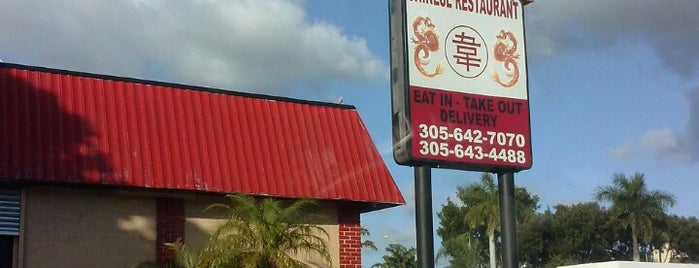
[371,244,417,268]
[436,233,482,268]
[437,196,486,267]
[549,202,616,263]
[662,215,699,262]
[166,194,331,268]
[518,202,635,267]
[518,208,555,267]
[594,172,676,262]
[361,228,378,250]
[437,173,538,268]
[461,173,500,268]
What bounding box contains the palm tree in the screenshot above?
[461,173,500,268]
[594,172,676,262]
[166,194,331,268]
[371,243,417,268]
[436,233,482,268]
[361,228,378,250]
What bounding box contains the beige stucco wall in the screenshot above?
[20,186,156,268]
[182,194,227,250]
[18,186,343,268]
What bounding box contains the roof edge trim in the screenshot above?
[0,62,356,110]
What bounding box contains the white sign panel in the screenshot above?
[391,0,532,172]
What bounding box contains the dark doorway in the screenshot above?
[0,235,15,268]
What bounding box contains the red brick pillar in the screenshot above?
[338,206,362,268]
[156,198,185,264]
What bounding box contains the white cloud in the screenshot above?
[526,0,699,78]
[0,0,386,94]
[610,128,690,163]
[610,85,699,164]
[684,86,699,162]
[528,0,699,165]
[639,129,682,157]
[609,141,634,160]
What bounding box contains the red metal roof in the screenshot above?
[0,63,404,210]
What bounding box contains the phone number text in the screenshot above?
[417,141,527,164]
[418,124,526,148]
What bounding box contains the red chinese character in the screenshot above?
[451,32,482,72]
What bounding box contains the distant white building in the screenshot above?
[652,243,689,263]
[559,261,699,268]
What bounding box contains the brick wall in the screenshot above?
[156,198,185,264]
[338,206,361,268]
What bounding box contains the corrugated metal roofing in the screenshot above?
[0,63,405,209]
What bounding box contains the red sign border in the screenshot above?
[389,0,533,173]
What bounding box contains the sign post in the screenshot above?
[414,166,433,268]
[389,1,533,267]
[498,172,517,268]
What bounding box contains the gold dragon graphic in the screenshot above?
[411,16,444,77]
[491,30,520,88]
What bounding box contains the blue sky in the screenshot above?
[2,0,699,266]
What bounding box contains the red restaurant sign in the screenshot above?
[390,0,532,172]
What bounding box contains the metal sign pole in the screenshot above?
[415,166,434,268]
[498,172,518,268]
